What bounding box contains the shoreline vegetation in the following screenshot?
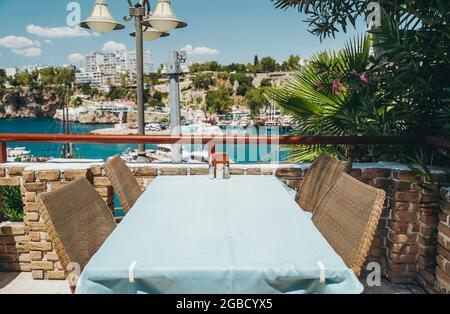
[0,55,301,126]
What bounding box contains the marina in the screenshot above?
[0,119,290,163]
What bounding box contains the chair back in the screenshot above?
[104,155,143,212]
[39,177,116,275]
[312,173,386,276]
[296,155,352,213]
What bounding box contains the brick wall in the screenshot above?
[0,186,3,222]
[436,188,450,292]
[0,161,448,294]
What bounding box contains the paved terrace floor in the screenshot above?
[0,272,424,294]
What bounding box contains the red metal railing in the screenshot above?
[0,133,447,164]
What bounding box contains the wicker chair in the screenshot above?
[295,155,352,213]
[38,177,116,291]
[312,173,386,277]
[104,155,143,213]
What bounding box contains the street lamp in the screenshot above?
[79,0,125,33]
[80,0,187,162]
[143,0,187,33]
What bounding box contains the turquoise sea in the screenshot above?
[0,119,142,160]
[0,119,289,163]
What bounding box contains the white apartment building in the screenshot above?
[75,69,103,86]
[75,49,154,88]
[3,67,19,77]
[127,50,153,78]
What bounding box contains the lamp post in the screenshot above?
[80,0,187,162]
[166,50,186,163]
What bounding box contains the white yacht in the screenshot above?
[7,147,31,158]
[145,123,163,132]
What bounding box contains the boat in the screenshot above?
[7,147,31,158]
[119,144,210,164]
[145,123,163,132]
[185,123,223,136]
[155,144,194,163]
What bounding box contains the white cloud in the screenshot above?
[0,35,37,49]
[182,44,220,56]
[102,41,126,52]
[68,53,85,64]
[26,24,92,38]
[12,47,42,57]
[44,39,53,45]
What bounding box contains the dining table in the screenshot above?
[75,175,363,294]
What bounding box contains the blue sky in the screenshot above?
[0,0,365,68]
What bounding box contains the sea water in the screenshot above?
[0,118,289,163]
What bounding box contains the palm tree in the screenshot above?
[267,34,396,162]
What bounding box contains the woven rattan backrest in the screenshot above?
[104,155,142,212]
[39,177,116,273]
[296,155,352,213]
[312,173,386,276]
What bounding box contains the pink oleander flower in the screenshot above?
[351,70,357,75]
[332,79,342,94]
[359,72,369,85]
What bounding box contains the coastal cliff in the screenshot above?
[0,88,124,124]
[0,88,63,119]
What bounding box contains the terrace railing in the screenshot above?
[0,134,448,164]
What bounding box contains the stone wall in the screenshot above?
[0,222,30,272]
[0,161,448,294]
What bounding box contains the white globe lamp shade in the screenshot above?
[130,28,169,42]
[79,0,124,34]
[143,0,187,33]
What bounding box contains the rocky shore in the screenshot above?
[0,88,126,124]
[53,110,123,124]
[0,88,63,119]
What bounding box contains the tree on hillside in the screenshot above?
[260,57,278,73]
[254,55,260,67]
[287,54,301,69]
[189,61,223,73]
[11,70,38,87]
[223,63,247,73]
[70,97,83,107]
[119,72,130,85]
[0,69,7,88]
[245,88,269,118]
[57,68,75,86]
[192,72,215,90]
[216,72,230,84]
[145,73,162,86]
[230,72,254,96]
[39,67,57,86]
[79,83,100,98]
[205,86,233,115]
[157,64,164,74]
[38,67,74,87]
[147,90,165,109]
[108,86,130,101]
[260,78,273,88]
